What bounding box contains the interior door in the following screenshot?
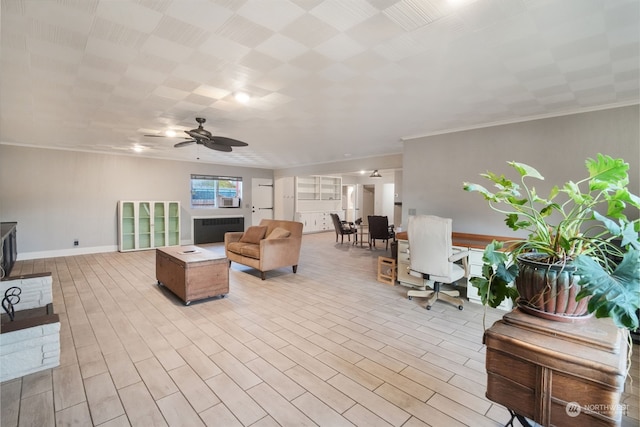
[252,178,274,225]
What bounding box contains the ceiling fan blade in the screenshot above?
[203,140,232,152]
[144,134,166,137]
[174,140,196,148]
[210,136,249,147]
[185,129,212,140]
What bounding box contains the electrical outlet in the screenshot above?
[74,239,79,246]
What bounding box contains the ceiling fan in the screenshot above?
[145,117,248,152]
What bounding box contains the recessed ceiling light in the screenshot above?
[165,130,176,137]
[132,144,144,153]
[234,91,250,104]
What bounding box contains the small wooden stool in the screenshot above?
[377,256,396,285]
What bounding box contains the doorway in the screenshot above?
[251,178,274,225]
[342,184,357,222]
[362,185,375,223]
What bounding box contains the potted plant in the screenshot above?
[462,154,639,332]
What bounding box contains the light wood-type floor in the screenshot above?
[1,232,638,427]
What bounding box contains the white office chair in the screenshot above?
[406,215,469,310]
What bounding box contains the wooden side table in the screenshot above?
[484,309,628,426]
[156,246,229,305]
[377,256,396,285]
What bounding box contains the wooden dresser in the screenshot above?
[484,309,628,426]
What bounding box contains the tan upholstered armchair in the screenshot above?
[224,219,303,280]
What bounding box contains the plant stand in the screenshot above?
[484,309,627,426]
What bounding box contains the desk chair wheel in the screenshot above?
[426,305,431,310]
[408,296,412,300]
[458,305,463,310]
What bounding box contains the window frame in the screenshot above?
[190,174,242,208]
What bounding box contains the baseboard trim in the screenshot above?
[17,245,118,261]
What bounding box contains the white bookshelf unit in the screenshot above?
[118,201,180,252]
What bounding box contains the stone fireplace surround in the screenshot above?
[0,273,60,382]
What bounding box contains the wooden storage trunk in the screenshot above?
[156,246,228,305]
[484,309,627,426]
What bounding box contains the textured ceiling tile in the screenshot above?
[198,34,251,61]
[410,14,468,49]
[503,50,555,74]
[280,12,339,48]
[317,63,358,82]
[346,12,405,47]
[374,33,423,61]
[343,50,388,72]
[239,50,283,73]
[310,0,378,32]
[457,0,526,32]
[557,51,612,73]
[27,37,84,64]
[524,74,569,92]
[163,0,233,31]
[152,86,190,101]
[383,0,445,31]
[314,33,365,61]
[163,76,201,92]
[237,0,306,31]
[140,35,195,62]
[569,75,615,93]
[367,62,408,81]
[541,13,606,46]
[264,63,311,84]
[95,1,163,33]
[194,85,231,100]
[29,19,87,50]
[255,33,309,62]
[131,52,179,74]
[153,14,210,47]
[289,50,333,71]
[215,14,274,48]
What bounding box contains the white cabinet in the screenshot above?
[118,201,180,252]
[296,211,342,233]
[466,247,513,311]
[396,239,424,288]
[296,176,341,201]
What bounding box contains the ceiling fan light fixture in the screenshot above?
[370,170,382,178]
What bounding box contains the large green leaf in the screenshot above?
[586,154,629,184]
[509,161,544,180]
[574,250,640,330]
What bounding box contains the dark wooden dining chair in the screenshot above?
[330,213,357,243]
[367,215,395,249]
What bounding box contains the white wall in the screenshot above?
[402,105,640,237]
[0,146,272,258]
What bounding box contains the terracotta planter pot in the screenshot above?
[515,254,591,322]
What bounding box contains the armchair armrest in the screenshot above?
[341,221,356,231]
[449,248,470,277]
[259,237,302,271]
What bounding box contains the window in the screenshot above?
[191,175,242,208]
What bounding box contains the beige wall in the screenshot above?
[401,105,640,235]
[0,146,272,258]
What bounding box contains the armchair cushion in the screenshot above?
[239,226,267,244]
[266,227,291,239]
